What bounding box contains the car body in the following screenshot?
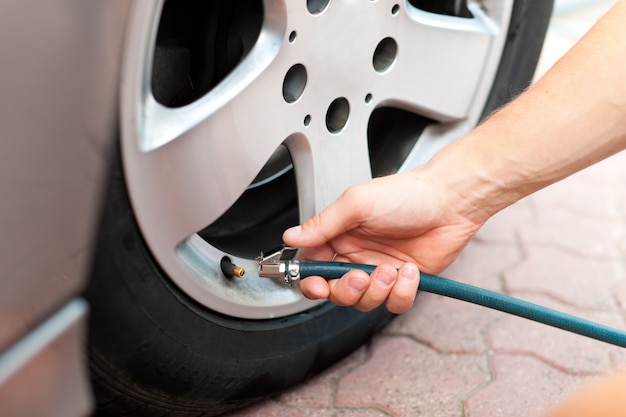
[0,2,130,415]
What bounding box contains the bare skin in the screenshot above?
[283,0,626,314]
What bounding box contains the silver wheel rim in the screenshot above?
[120,0,514,319]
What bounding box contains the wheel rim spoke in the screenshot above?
[124,0,293,251]
[287,122,374,223]
[376,5,498,122]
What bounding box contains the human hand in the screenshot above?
[283,168,486,314]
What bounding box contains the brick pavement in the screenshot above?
[226,2,624,415]
[228,152,626,416]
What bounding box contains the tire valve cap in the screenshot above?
[220,257,245,278]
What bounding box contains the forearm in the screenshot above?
[424,0,626,223]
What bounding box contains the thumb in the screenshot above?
[283,192,361,248]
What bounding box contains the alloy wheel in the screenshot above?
[120,0,515,318]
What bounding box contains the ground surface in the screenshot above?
[227,1,626,416]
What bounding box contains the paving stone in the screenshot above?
[523,154,626,259]
[486,293,624,374]
[335,336,488,417]
[473,199,533,244]
[580,151,626,185]
[386,293,501,354]
[503,246,624,310]
[518,203,624,260]
[616,237,626,260]
[609,348,626,371]
[226,400,335,417]
[535,0,617,78]
[231,405,406,417]
[529,160,624,220]
[442,240,522,292]
[334,409,395,417]
[602,154,626,213]
[613,281,626,314]
[465,354,592,417]
[279,347,368,409]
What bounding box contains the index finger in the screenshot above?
[282,187,366,248]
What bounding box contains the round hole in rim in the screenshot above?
[392,4,400,15]
[326,97,350,134]
[289,30,297,43]
[365,93,373,104]
[304,114,311,126]
[307,0,330,14]
[283,64,307,103]
[373,37,398,73]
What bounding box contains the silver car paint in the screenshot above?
[0,0,131,414]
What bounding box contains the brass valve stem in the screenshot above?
[220,257,245,278]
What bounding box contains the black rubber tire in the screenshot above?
[85,1,553,416]
[87,158,394,416]
[481,0,554,118]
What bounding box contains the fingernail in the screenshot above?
[376,267,396,287]
[400,264,419,281]
[284,225,302,240]
[349,277,368,293]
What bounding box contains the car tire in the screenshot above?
[86,1,553,416]
[87,159,394,416]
